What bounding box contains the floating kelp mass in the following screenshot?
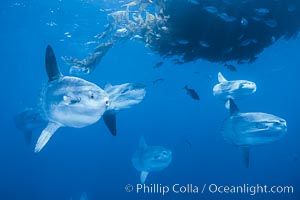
[65,0,300,74]
[151,0,300,63]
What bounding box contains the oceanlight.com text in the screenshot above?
[206,183,294,196]
[125,183,294,196]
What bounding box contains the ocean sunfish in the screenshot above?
[18,86,145,147]
[35,45,110,153]
[213,72,256,108]
[132,137,172,183]
[222,99,287,168]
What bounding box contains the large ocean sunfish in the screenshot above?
[35,45,110,153]
[222,99,287,168]
[132,137,172,183]
[213,72,256,108]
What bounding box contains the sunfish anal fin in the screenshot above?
[103,110,117,136]
[34,121,61,153]
[140,171,149,183]
[218,72,227,83]
[229,98,239,115]
[46,45,62,81]
[240,146,250,168]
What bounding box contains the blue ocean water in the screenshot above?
[0,0,299,199]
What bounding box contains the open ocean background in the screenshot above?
[0,0,299,199]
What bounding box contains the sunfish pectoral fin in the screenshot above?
[229,98,239,115]
[34,122,61,153]
[218,72,227,83]
[46,45,62,81]
[140,171,149,184]
[240,146,250,168]
[103,110,117,136]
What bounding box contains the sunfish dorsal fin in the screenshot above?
[34,121,61,153]
[241,146,250,168]
[229,98,239,115]
[103,110,117,136]
[46,45,62,81]
[139,136,147,150]
[218,72,227,83]
[140,171,149,183]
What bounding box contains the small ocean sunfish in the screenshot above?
[222,99,287,168]
[213,72,256,108]
[132,137,172,183]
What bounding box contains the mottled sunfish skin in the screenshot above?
[35,45,109,153]
[213,72,256,107]
[132,137,172,183]
[221,99,287,168]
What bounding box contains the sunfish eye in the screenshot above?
[105,99,110,106]
[88,91,95,99]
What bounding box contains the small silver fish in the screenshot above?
[255,8,270,16]
[198,40,210,48]
[218,12,237,22]
[203,6,218,14]
[241,17,248,26]
[264,19,278,28]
